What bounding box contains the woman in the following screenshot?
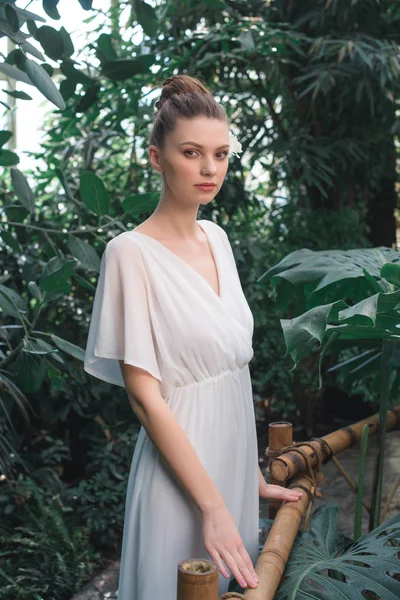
[84,74,302,600]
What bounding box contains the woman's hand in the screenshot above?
[258,466,303,502]
[202,501,260,590]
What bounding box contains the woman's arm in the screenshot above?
[121,361,225,513]
[119,362,260,590]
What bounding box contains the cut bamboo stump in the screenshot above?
[270,405,400,483]
[268,422,293,519]
[177,559,218,600]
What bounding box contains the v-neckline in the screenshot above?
[129,220,223,301]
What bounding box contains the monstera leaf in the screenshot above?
[259,246,400,313]
[260,247,400,528]
[275,504,400,600]
[259,247,400,389]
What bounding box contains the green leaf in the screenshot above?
[281,300,349,364]
[262,248,399,308]
[4,89,32,100]
[4,205,28,222]
[11,168,35,212]
[59,78,76,101]
[101,55,154,81]
[60,59,93,85]
[19,40,45,62]
[6,48,28,68]
[338,293,380,327]
[59,26,74,57]
[25,58,66,110]
[39,257,75,294]
[75,84,100,113]
[79,170,109,215]
[133,0,158,38]
[24,338,57,355]
[96,33,117,63]
[73,273,96,292]
[27,19,37,36]
[42,0,61,21]
[41,62,54,77]
[9,4,46,24]
[13,352,46,393]
[47,363,64,389]
[0,284,27,318]
[51,335,85,361]
[77,0,93,9]
[274,504,400,600]
[43,0,60,10]
[0,149,19,166]
[27,281,42,300]
[381,262,400,287]
[122,192,159,215]
[0,61,32,85]
[0,18,26,43]
[5,5,19,33]
[0,130,12,147]
[36,25,64,61]
[1,230,21,253]
[42,7,61,21]
[68,235,100,272]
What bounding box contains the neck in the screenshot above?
[151,192,203,241]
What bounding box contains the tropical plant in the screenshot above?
[0,0,82,115]
[259,245,400,529]
[230,504,400,599]
[0,474,101,600]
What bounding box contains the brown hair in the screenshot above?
[149,74,228,148]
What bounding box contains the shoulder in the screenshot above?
[106,231,142,255]
[201,219,229,240]
[103,231,144,268]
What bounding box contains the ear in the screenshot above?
[148,145,163,173]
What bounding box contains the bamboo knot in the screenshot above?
[266,438,333,463]
[266,438,332,493]
[266,438,327,531]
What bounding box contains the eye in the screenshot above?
[216,151,228,159]
[183,150,198,157]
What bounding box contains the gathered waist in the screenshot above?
[160,362,249,398]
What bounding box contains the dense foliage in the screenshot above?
[0,0,399,597]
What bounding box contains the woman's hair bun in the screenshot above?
[154,74,211,111]
[149,73,227,147]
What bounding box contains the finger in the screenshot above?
[237,544,259,582]
[208,549,230,579]
[268,485,303,500]
[232,547,259,588]
[283,490,303,500]
[219,550,248,589]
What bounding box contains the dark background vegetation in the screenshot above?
[0,0,399,598]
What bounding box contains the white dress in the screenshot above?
[84,219,259,599]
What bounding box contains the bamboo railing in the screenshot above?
[269,405,400,483]
[176,405,400,600]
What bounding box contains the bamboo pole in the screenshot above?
[177,559,218,600]
[268,422,293,518]
[226,476,312,600]
[270,405,400,483]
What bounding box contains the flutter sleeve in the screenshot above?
[84,234,162,388]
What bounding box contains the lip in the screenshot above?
[194,184,216,189]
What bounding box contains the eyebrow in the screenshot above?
[178,141,230,149]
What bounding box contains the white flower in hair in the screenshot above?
[229,132,242,157]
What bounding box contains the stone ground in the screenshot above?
[71,429,400,600]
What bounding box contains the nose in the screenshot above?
[201,155,217,177]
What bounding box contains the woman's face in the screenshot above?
[149,116,230,205]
